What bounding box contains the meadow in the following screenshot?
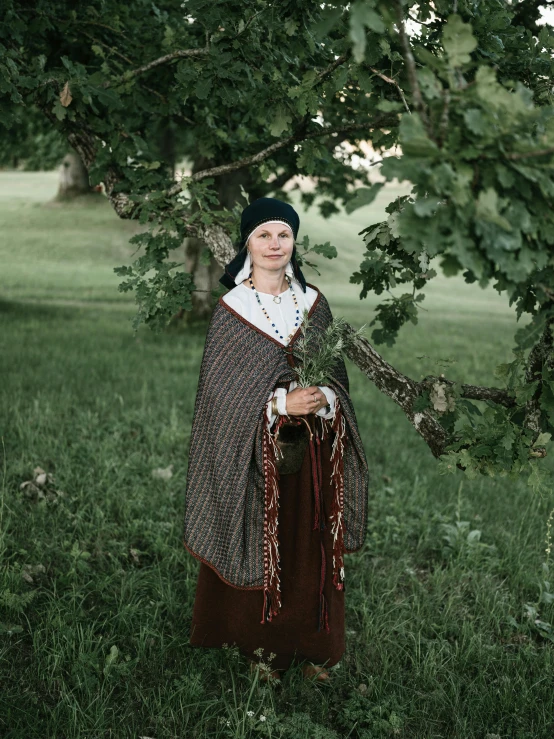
[1,172,553,738]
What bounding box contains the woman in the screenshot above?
[183,197,369,683]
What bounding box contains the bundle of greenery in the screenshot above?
[291,309,366,388]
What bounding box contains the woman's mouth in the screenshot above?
[265,255,283,259]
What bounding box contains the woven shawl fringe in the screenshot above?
[309,418,330,633]
[260,400,347,628]
[329,397,347,592]
[309,427,324,532]
[261,416,282,624]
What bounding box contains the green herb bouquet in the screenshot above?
[273,310,366,475]
[290,309,366,388]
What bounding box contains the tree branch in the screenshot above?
[126,46,210,76]
[104,46,210,88]
[444,380,515,407]
[437,89,450,148]
[407,11,432,26]
[227,9,266,40]
[79,31,193,122]
[393,0,429,128]
[522,314,554,453]
[81,31,135,66]
[505,146,554,160]
[368,66,411,113]
[169,117,394,193]
[341,323,519,459]
[316,53,349,86]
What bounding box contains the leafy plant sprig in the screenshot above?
[291,309,366,388]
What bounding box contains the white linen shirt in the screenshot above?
[221,280,337,426]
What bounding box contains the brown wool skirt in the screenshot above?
[189,415,345,671]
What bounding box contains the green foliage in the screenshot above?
[350,0,386,63]
[0,106,67,169]
[0,0,403,329]
[442,13,478,67]
[430,350,554,490]
[291,310,366,387]
[294,233,338,276]
[361,19,554,351]
[350,195,434,344]
[2,0,554,487]
[4,0,552,345]
[339,3,554,485]
[344,182,384,214]
[335,691,404,736]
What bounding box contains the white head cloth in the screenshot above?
[234,220,296,286]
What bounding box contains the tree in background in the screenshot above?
[0,105,93,197]
[2,0,554,495]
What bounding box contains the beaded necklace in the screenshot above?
[248,272,300,343]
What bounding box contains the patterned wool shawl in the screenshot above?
[182,284,369,620]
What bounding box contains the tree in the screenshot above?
[55,149,94,198]
[2,0,554,492]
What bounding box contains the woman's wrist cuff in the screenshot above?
[276,391,288,415]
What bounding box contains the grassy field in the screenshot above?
[1,172,553,738]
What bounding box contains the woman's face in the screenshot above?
[247,222,294,272]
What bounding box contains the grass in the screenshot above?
[1,172,553,738]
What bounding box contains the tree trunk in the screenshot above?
[182,161,253,320]
[56,149,93,200]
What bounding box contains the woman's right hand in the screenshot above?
[285,386,327,416]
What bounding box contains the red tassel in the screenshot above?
[329,399,346,592]
[261,415,283,624]
[309,434,320,530]
[315,434,325,531]
[261,589,272,624]
[316,435,323,489]
[318,592,330,633]
[318,540,330,633]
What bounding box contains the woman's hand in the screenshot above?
[285,386,328,416]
